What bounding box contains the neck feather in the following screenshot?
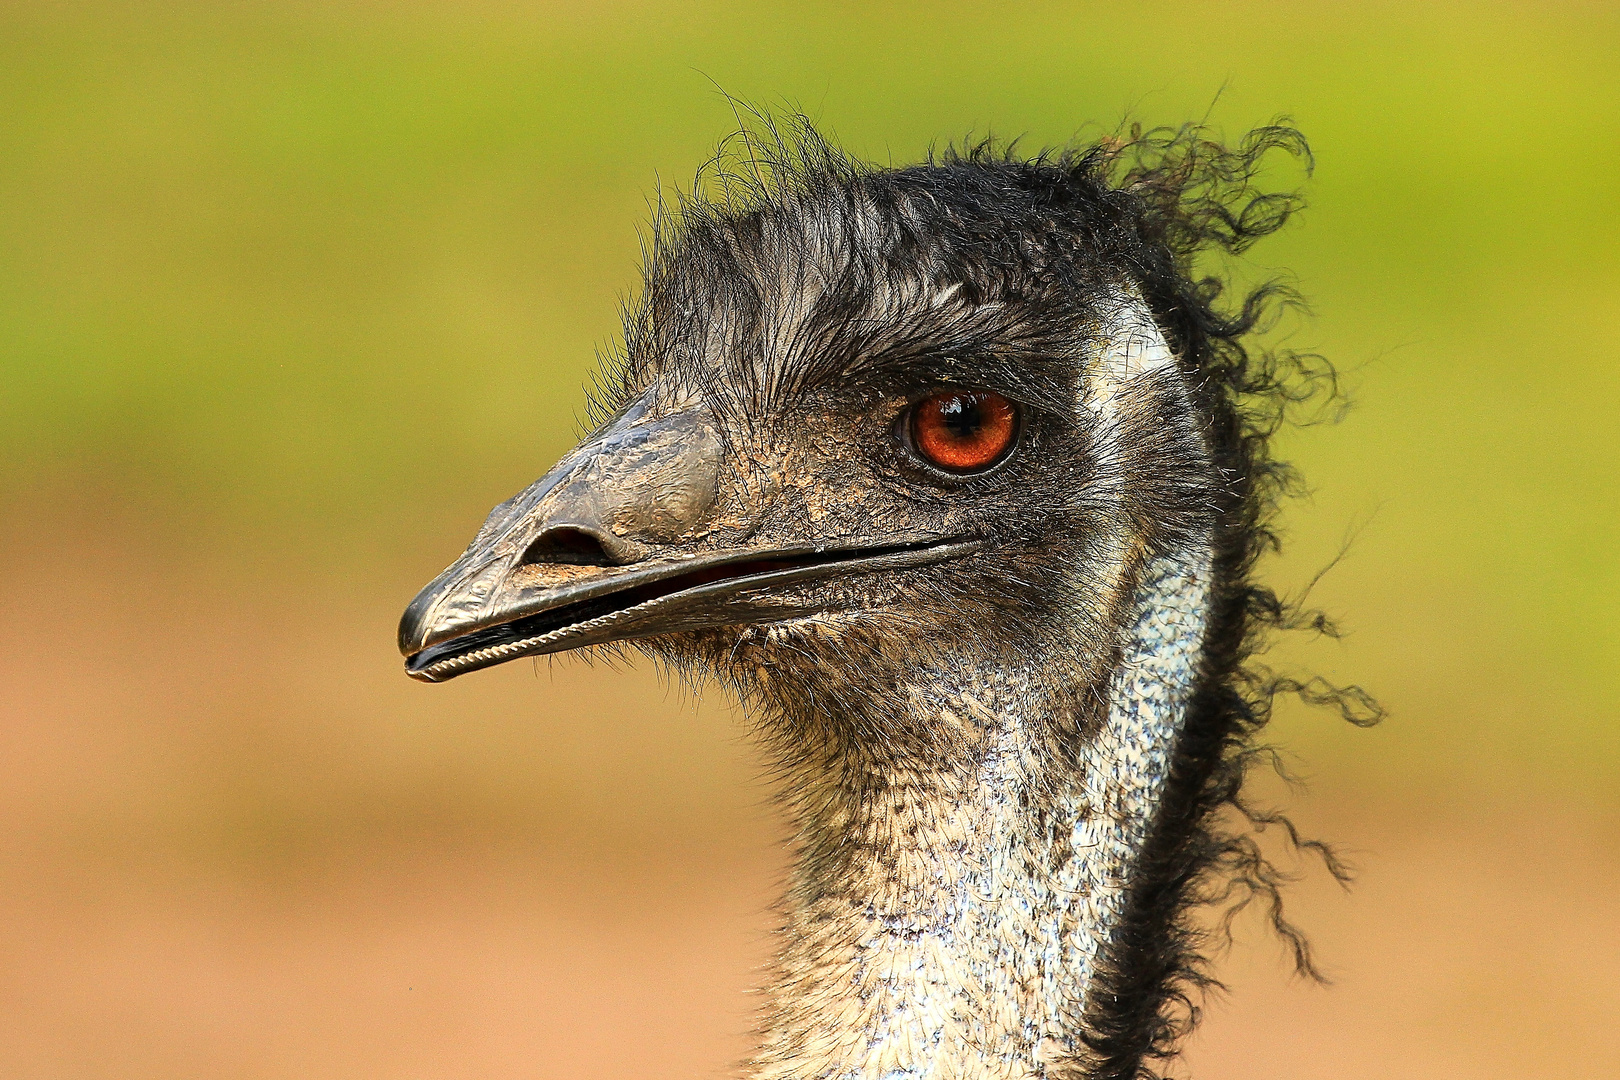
[746,547,1214,1079]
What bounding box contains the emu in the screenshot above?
[399,119,1350,1079]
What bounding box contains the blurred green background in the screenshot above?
[1,3,1616,1078]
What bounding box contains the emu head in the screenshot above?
[400,141,1223,712]
[398,125,1315,1078]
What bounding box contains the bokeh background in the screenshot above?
[2,3,1616,1077]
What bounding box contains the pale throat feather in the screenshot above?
[749,550,1213,1080]
[749,301,1215,1079]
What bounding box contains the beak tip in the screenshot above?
[398,586,438,658]
[399,589,451,683]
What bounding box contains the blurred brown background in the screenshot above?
[2,2,1616,1077]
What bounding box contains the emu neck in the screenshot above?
[747,552,1213,1080]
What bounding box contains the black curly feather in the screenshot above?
[1000,124,1386,1077]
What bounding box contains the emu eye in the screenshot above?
[908,390,1018,473]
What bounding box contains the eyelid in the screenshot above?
[892,380,1033,411]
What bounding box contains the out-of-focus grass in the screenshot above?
[2,0,1616,809]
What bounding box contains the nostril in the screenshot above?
[520,527,616,567]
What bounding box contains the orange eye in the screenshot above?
[909,390,1018,473]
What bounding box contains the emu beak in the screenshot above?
[398,398,980,682]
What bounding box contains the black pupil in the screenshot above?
[939,395,982,439]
